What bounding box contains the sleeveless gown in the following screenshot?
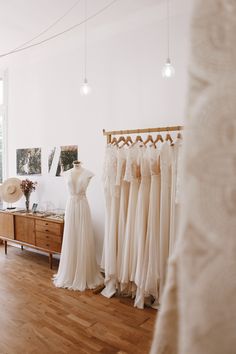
[135,147,161,309]
[53,167,104,291]
[101,145,118,298]
[120,143,140,291]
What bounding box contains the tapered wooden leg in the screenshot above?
[49,253,53,269]
[4,241,7,255]
[21,245,23,251]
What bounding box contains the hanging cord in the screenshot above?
[0,0,119,59]
[167,0,170,59]
[12,0,82,52]
[84,0,88,80]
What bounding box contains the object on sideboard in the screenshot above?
[32,203,38,213]
[20,179,38,212]
[0,178,23,209]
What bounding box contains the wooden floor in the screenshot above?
[0,244,157,354]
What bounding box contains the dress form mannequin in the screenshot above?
[71,161,82,181]
[53,160,103,291]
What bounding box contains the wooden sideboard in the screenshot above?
[0,211,64,268]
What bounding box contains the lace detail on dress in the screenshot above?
[137,147,151,178]
[103,145,118,188]
[124,143,142,182]
[160,142,172,170]
[147,146,160,176]
[116,148,128,186]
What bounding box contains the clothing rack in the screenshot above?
[103,125,184,144]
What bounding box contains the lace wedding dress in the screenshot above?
[133,147,151,307]
[150,1,236,353]
[135,147,161,309]
[120,143,141,291]
[53,166,103,291]
[101,145,119,298]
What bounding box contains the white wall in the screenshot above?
[0,0,192,261]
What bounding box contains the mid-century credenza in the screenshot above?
[0,210,64,268]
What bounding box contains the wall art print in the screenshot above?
[16,148,41,175]
[48,145,78,176]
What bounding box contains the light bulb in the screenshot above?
[162,58,175,78]
[80,78,91,96]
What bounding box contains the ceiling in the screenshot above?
[0,0,191,54]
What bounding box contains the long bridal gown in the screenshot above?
[120,143,141,292]
[116,148,130,284]
[133,147,151,305]
[135,147,161,309]
[53,166,104,291]
[169,138,182,255]
[101,145,118,298]
[159,142,172,299]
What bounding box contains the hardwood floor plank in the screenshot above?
[0,245,157,354]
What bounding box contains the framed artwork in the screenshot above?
[16,148,41,175]
[48,145,78,176]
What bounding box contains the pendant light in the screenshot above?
[80,0,91,96]
[162,0,175,78]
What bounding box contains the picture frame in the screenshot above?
[16,148,42,175]
[48,145,78,176]
[32,203,38,213]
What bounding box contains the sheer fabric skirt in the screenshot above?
[53,196,103,291]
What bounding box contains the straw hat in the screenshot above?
[1,178,23,203]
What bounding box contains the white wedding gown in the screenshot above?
[169,138,182,255]
[135,147,161,309]
[53,167,104,291]
[101,145,118,298]
[120,143,141,291]
[133,147,151,306]
[159,142,172,300]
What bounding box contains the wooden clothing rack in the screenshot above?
[103,125,184,144]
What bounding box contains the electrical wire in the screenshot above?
[12,0,82,51]
[0,0,119,59]
[84,0,87,79]
[167,0,170,59]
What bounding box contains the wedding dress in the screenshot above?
[101,145,117,271]
[101,145,118,298]
[116,149,130,283]
[120,143,141,290]
[151,2,236,353]
[135,147,161,309]
[169,138,182,255]
[53,166,103,291]
[133,147,151,307]
[159,142,172,299]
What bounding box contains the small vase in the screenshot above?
[25,193,31,212]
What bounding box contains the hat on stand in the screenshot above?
[1,178,23,203]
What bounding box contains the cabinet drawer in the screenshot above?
[36,232,61,253]
[35,220,62,236]
[0,213,14,239]
[15,216,35,244]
